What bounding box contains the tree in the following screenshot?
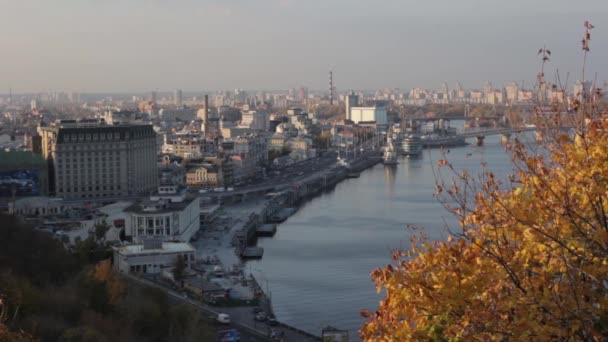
[94,221,111,243]
[313,130,332,150]
[361,28,608,341]
[172,255,186,284]
[0,323,38,342]
[93,260,126,306]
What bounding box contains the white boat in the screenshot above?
[336,157,350,168]
[383,150,398,165]
[402,134,423,156]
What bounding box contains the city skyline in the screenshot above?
[1,0,607,93]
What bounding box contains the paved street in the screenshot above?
[123,273,319,342]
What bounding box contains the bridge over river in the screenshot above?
[459,126,537,144]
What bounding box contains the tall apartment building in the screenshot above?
[38,119,158,199]
[240,110,270,131]
[345,92,359,121]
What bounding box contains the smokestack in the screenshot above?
[204,94,209,135]
[329,71,334,106]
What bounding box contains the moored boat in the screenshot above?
[402,134,423,156]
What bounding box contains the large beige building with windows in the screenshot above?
[38,119,158,200]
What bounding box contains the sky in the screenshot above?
[1,0,607,93]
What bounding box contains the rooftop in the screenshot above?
[124,194,196,214]
[0,151,46,171]
[114,241,195,255]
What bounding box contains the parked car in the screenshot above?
[266,316,278,326]
[216,313,231,324]
[255,312,267,321]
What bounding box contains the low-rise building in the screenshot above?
[287,137,315,161]
[125,186,200,243]
[113,240,196,274]
[230,155,256,183]
[267,134,287,152]
[162,135,203,159]
[185,164,223,188]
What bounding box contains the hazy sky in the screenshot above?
[1,0,607,93]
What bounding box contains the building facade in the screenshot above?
[185,164,223,188]
[113,240,196,274]
[124,186,200,243]
[38,120,158,199]
[349,106,388,125]
[345,92,359,121]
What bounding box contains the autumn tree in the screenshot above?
[93,260,126,306]
[361,23,608,341]
[0,323,37,342]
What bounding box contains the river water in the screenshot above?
[248,126,521,340]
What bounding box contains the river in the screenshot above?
[248,127,520,340]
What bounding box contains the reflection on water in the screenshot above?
[249,132,516,340]
[383,165,396,196]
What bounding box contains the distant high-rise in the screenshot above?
[440,82,449,99]
[573,80,591,100]
[297,86,308,102]
[505,82,519,102]
[203,95,209,134]
[174,89,183,107]
[150,91,157,103]
[345,92,359,121]
[484,82,493,95]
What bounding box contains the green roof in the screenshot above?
[0,151,46,171]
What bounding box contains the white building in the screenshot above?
[349,106,387,125]
[125,186,200,243]
[113,240,196,274]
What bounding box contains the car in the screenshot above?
[216,313,231,324]
[266,317,278,326]
[255,312,267,321]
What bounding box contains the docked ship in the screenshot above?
[402,134,423,156]
[419,119,467,148]
[420,133,467,148]
[382,131,399,165]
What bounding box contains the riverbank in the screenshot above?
[250,134,514,340]
[191,153,384,338]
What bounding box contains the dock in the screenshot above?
[346,171,360,178]
[256,224,277,237]
[268,208,297,223]
[240,247,264,259]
